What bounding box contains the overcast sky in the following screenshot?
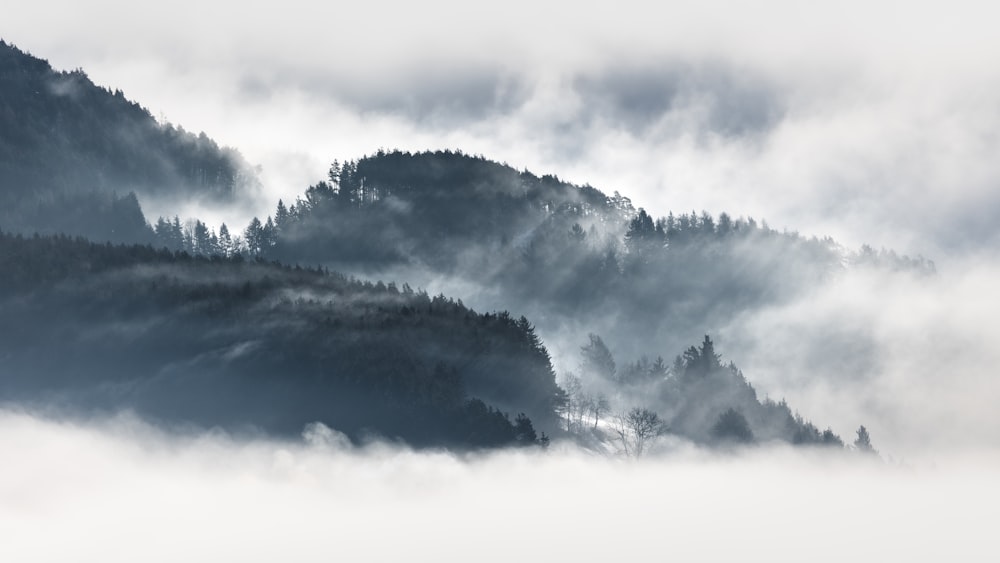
[6,1,1000,259]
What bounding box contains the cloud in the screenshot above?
[721,257,1000,456]
[7,1,1000,257]
[571,62,785,140]
[0,409,997,562]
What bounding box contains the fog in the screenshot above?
[6,1,1000,256]
[1,409,996,562]
[721,254,1000,457]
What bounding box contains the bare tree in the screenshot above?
[590,394,610,428]
[562,373,584,432]
[613,407,667,457]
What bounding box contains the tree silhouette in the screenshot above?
[711,408,754,444]
[613,407,667,457]
[854,425,878,455]
[580,334,616,381]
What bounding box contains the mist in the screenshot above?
[6,1,1000,256]
[1,409,996,562]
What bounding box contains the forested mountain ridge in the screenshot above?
[233,149,932,364]
[0,42,889,453]
[0,231,558,448]
[0,40,258,242]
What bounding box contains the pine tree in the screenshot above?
[854,425,877,455]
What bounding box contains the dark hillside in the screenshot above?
[0,232,559,447]
[0,40,257,241]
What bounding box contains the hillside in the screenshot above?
[0,40,257,242]
[0,232,559,447]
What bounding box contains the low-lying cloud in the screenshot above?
[720,255,1000,457]
[0,409,996,562]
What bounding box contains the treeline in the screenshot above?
[562,333,881,455]
[0,231,559,448]
[622,207,935,273]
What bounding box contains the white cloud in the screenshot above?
[722,257,1000,456]
[1,410,997,562]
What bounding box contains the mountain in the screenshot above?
[0,40,258,242]
[0,44,876,452]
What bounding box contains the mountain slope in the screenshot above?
[0,232,559,447]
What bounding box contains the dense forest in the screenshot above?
[0,40,257,242]
[0,231,559,448]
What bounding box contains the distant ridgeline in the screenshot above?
[0,231,558,448]
[0,40,257,242]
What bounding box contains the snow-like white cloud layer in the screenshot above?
[1,411,997,563]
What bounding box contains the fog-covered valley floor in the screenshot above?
[2,409,997,563]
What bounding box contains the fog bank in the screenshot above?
[1,410,997,562]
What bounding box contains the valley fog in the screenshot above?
[1,410,997,563]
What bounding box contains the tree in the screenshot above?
[304,181,336,210]
[218,223,233,257]
[682,335,722,379]
[589,394,610,429]
[711,408,754,444]
[274,199,290,232]
[580,334,616,381]
[854,425,878,455]
[562,373,584,431]
[717,212,733,236]
[262,216,277,249]
[327,159,341,186]
[514,413,538,446]
[244,217,263,256]
[613,407,667,457]
[624,208,662,262]
[193,220,212,255]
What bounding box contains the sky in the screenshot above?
[4,3,1000,558]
